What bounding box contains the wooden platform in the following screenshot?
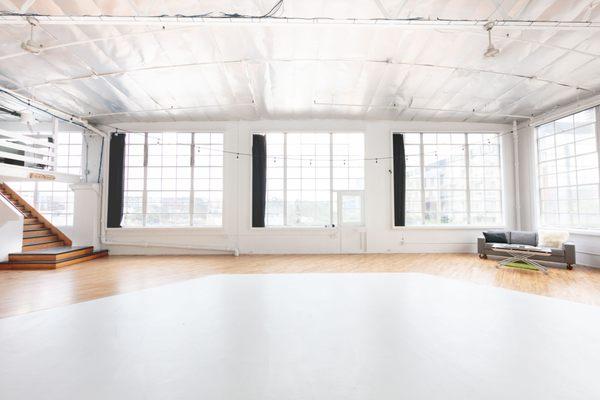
[0,246,109,270]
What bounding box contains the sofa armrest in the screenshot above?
[477,237,486,254]
[563,241,576,265]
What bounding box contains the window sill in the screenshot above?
[106,227,226,234]
[565,229,600,237]
[393,225,505,230]
[537,226,600,237]
[248,227,336,235]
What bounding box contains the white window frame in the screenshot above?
[121,131,224,228]
[534,106,600,231]
[397,131,504,228]
[259,131,365,229]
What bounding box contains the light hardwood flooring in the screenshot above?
[1,253,600,319]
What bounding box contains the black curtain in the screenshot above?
[252,134,267,227]
[107,133,126,228]
[393,133,406,226]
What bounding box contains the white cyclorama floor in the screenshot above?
[1,273,600,399]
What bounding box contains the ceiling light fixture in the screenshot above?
[484,21,500,58]
[21,16,44,55]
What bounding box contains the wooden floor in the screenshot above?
[1,253,600,319]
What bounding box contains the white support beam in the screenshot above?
[19,0,37,12]
[0,14,600,30]
[373,0,391,18]
[529,93,600,127]
[0,86,108,138]
[512,120,521,230]
[14,58,592,96]
[313,100,531,119]
[87,103,255,119]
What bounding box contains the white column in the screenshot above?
[70,183,101,248]
[513,121,521,230]
[0,193,23,261]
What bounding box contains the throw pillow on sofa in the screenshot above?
[538,230,569,248]
[483,231,508,243]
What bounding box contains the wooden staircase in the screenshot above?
[0,183,108,270]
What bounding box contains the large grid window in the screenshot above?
[536,107,600,229]
[264,132,364,227]
[403,132,503,226]
[7,128,82,226]
[122,132,223,227]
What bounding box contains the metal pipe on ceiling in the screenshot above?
[13,58,592,95]
[87,103,256,119]
[313,100,531,119]
[0,14,599,30]
[0,85,108,137]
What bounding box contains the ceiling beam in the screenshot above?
[312,100,530,119]
[14,58,593,94]
[372,0,391,18]
[19,0,37,13]
[0,85,108,137]
[1,14,600,30]
[87,102,255,119]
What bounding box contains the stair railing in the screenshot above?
[0,129,56,171]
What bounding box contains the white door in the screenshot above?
[336,191,365,253]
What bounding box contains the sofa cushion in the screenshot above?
[483,231,509,243]
[550,248,565,257]
[510,231,537,246]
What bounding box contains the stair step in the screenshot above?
[23,223,45,231]
[23,218,40,225]
[10,246,94,262]
[22,241,65,252]
[1,250,109,270]
[23,235,58,245]
[23,229,52,238]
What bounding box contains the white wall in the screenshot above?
[0,193,23,261]
[94,119,515,256]
[518,101,600,268]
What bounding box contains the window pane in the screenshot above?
[264,132,365,227]
[403,132,503,226]
[286,133,331,227]
[121,132,224,227]
[536,107,600,229]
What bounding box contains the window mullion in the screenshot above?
[190,133,195,227]
[329,132,334,227]
[283,132,288,227]
[496,133,502,225]
[596,106,600,218]
[142,133,148,227]
[419,133,425,225]
[465,133,471,225]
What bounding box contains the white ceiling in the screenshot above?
[0,0,599,126]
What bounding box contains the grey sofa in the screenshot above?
[477,231,576,270]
